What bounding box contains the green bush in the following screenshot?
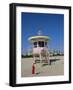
[22,55,33,58]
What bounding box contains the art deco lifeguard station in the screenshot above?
[28,31,50,64]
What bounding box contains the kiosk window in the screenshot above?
[38,41,44,47]
[34,42,37,48]
[45,42,47,46]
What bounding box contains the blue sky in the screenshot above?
[21,12,64,54]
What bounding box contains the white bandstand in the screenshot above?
[28,31,50,64]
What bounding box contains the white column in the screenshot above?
[40,54,42,64]
[37,41,39,47]
[33,55,35,63]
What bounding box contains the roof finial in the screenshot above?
[38,30,42,36]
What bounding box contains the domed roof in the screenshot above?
[28,36,50,42]
[28,30,50,42]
